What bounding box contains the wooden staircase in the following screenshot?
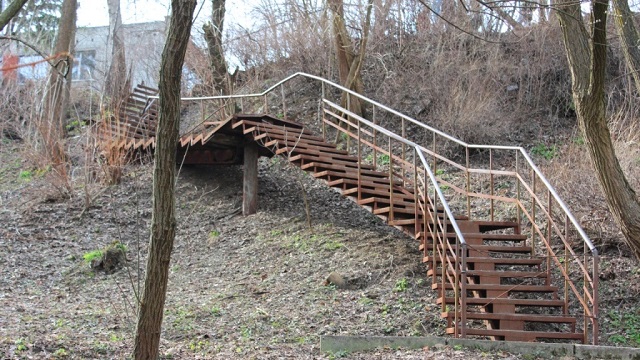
[229,114,585,343]
[105,76,598,344]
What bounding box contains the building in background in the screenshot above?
[1,19,167,88]
[74,19,167,88]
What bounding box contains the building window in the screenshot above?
[72,50,96,81]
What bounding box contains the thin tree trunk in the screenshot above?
[203,0,229,95]
[556,0,640,260]
[328,0,372,117]
[104,0,128,108]
[133,1,197,358]
[328,0,354,86]
[611,0,640,95]
[41,0,76,168]
[0,0,28,32]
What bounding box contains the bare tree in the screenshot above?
[133,0,197,358]
[611,0,640,95]
[0,0,27,32]
[328,0,373,117]
[104,0,128,108]
[39,0,76,171]
[556,0,640,260]
[203,0,231,94]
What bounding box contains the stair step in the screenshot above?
[423,256,543,266]
[233,116,310,134]
[387,218,417,226]
[291,154,375,171]
[255,131,335,148]
[240,121,323,141]
[433,283,558,293]
[423,233,528,242]
[442,312,576,324]
[276,146,353,160]
[260,114,310,130]
[265,139,343,154]
[438,297,564,308]
[357,196,416,209]
[342,187,414,200]
[428,269,547,279]
[301,162,391,177]
[445,328,584,341]
[326,176,403,189]
[472,220,521,232]
[328,174,402,186]
[425,244,532,254]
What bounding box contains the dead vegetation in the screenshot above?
[1,5,640,358]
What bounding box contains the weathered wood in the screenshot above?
[243,141,259,215]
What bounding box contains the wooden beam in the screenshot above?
[243,142,259,215]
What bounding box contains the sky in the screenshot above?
[76,0,255,29]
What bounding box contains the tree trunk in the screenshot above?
[40,0,76,168]
[328,0,372,117]
[104,0,128,108]
[556,0,640,261]
[0,0,28,32]
[203,0,229,95]
[132,0,197,358]
[611,0,640,95]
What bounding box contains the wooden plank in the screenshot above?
[437,297,564,307]
[243,142,259,215]
[448,328,583,341]
[433,283,558,293]
[442,312,576,324]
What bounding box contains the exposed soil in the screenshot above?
[0,129,638,359]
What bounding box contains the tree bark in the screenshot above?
[0,0,28,33]
[132,0,197,358]
[104,0,128,108]
[328,0,373,117]
[556,0,640,261]
[203,0,230,95]
[611,0,640,95]
[40,0,76,167]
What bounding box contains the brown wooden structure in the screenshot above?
[100,78,599,343]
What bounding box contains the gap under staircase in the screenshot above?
[101,74,599,344]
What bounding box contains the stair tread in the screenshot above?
[428,269,547,278]
[423,256,543,266]
[433,283,558,293]
[426,244,533,253]
[254,131,334,147]
[438,297,565,307]
[446,328,584,340]
[357,196,416,208]
[238,120,321,140]
[265,139,343,153]
[442,312,575,323]
[424,233,528,241]
[277,147,353,160]
[325,176,403,189]
[291,154,375,170]
[301,162,389,177]
[343,187,414,200]
[471,220,521,232]
[327,177,403,188]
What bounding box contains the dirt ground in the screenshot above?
[0,134,638,359]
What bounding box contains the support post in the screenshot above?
[243,142,259,215]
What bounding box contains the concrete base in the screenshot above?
[320,335,640,359]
